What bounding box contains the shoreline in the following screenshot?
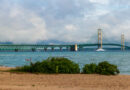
[0,67,130,90]
[0,66,129,75]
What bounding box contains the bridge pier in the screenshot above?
[60,47,62,51]
[32,48,36,52]
[15,49,18,52]
[70,46,75,51]
[70,44,78,51]
[44,47,48,51]
[75,44,78,51]
[51,47,54,51]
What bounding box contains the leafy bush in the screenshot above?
[12,57,80,74]
[11,58,120,75]
[82,61,120,75]
[82,63,97,74]
[96,61,120,75]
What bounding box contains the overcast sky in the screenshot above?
[0,0,130,44]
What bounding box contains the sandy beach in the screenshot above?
[0,67,130,90]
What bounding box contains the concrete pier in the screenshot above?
[51,47,54,51]
[60,47,62,51]
[70,46,74,51]
[70,44,78,51]
[44,47,47,51]
[15,49,18,52]
[32,48,36,52]
[75,44,78,51]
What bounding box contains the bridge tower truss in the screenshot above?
[121,34,125,51]
[98,28,103,49]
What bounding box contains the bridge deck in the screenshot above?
[0,43,129,49]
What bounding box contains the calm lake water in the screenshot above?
[0,51,130,75]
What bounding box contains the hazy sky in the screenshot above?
[0,0,130,44]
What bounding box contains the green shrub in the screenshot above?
[82,61,120,75]
[82,63,97,74]
[96,61,120,75]
[11,58,120,75]
[12,57,80,74]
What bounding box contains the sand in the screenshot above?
[0,67,130,90]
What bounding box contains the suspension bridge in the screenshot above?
[0,29,129,52]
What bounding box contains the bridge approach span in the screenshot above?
[0,43,129,51]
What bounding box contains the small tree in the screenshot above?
[12,57,80,74]
[82,63,97,74]
[96,61,120,75]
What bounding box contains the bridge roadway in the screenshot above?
[0,43,129,51]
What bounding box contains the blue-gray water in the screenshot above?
[0,51,130,75]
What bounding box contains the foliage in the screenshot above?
[96,61,120,75]
[11,57,120,75]
[82,63,97,74]
[82,61,120,75]
[12,57,80,74]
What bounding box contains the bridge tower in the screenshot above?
[98,28,103,49]
[121,34,125,51]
